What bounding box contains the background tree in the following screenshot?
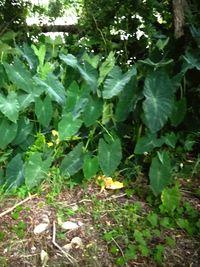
[0,0,31,34]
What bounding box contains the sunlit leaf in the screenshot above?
[58,113,82,140]
[0,92,19,123]
[4,58,35,93]
[103,66,136,99]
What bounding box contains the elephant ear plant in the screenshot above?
[0,35,197,196]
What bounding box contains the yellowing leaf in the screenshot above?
[52,130,59,136]
[96,175,124,191]
[47,142,54,147]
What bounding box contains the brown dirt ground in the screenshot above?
[0,181,199,267]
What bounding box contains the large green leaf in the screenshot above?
[0,92,19,123]
[143,71,174,133]
[18,93,36,111]
[102,102,114,125]
[34,73,66,105]
[65,81,80,112]
[83,53,100,69]
[163,132,178,148]
[115,70,138,122]
[58,113,82,140]
[5,154,24,191]
[72,97,89,119]
[98,135,122,176]
[83,154,99,179]
[83,96,103,127]
[103,66,136,99]
[59,53,78,68]
[60,142,84,176]
[134,134,164,154]
[170,98,187,127]
[31,44,46,68]
[12,116,33,145]
[0,118,18,149]
[35,95,53,127]
[98,51,115,85]
[77,62,98,92]
[60,54,98,92]
[25,152,52,189]
[19,43,38,72]
[182,50,200,71]
[4,58,35,93]
[149,151,171,195]
[161,184,181,215]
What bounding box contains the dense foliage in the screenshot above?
[0,0,199,195]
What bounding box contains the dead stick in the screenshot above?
[0,194,37,218]
[52,221,77,265]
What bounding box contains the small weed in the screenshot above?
[86,182,200,266]
[11,205,23,220]
[12,221,26,239]
[0,231,5,241]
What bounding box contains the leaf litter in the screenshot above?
[0,180,199,267]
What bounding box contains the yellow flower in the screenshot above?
[47,142,54,147]
[52,130,59,137]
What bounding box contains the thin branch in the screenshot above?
[0,194,37,218]
[52,221,77,266]
[111,237,130,267]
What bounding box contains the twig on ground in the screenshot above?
[0,194,37,218]
[58,193,127,208]
[111,237,130,267]
[104,192,127,201]
[52,221,77,266]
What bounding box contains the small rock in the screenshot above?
[40,249,49,267]
[77,221,83,226]
[41,214,50,224]
[31,246,36,253]
[71,237,83,248]
[71,204,79,211]
[34,223,49,234]
[61,221,79,230]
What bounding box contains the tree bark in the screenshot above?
[173,0,188,38]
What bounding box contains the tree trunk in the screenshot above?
[173,0,188,38]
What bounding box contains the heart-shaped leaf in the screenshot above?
[25,152,52,189]
[0,92,19,123]
[35,95,53,127]
[4,58,35,93]
[58,113,82,140]
[143,71,174,133]
[149,151,171,195]
[0,118,18,149]
[83,96,103,127]
[5,154,24,191]
[103,66,136,99]
[60,142,84,176]
[83,154,99,179]
[98,135,122,176]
